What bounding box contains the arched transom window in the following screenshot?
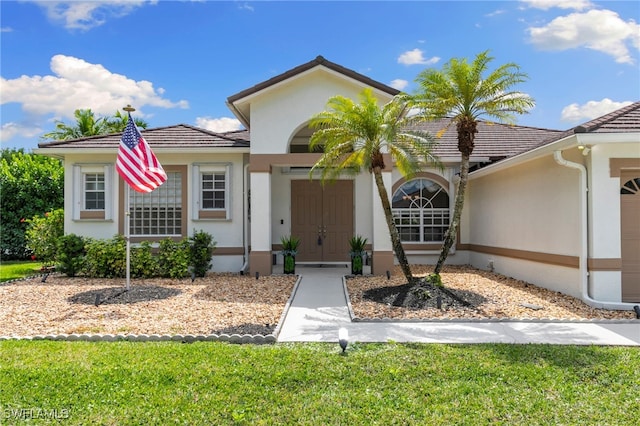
[392,178,450,243]
[621,177,640,195]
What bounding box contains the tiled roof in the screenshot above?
[410,119,563,160]
[573,101,640,133]
[506,101,640,157]
[227,55,400,104]
[37,124,250,149]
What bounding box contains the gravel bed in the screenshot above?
[1,265,635,338]
[346,265,637,321]
[0,274,297,337]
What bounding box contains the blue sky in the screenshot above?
[1,0,639,150]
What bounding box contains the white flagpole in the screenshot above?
[125,184,131,292]
[123,104,135,292]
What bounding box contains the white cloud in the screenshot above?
[397,49,440,66]
[560,98,633,122]
[33,1,153,31]
[521,0,593,11]
[0,54,188,122]
[195,117,243,133]
[389,79,409,91]
[1,27,13,33]
[528,9,640,64]
[0,122,42,143]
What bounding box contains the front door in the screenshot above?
[291,180,353,262]
[621,173,640,302]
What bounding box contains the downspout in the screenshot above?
[553,150,635,310]
[240,162,250,274]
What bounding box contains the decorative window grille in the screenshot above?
[392,178,450,243]
[201,172,226,209]
[129,171,182,237]
[84,173,105,210]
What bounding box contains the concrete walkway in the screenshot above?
[276,266,640,346]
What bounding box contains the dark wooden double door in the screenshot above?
[291,180,353,262]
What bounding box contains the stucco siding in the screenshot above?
[469,155,580,255]
[249,70,393,154]
[467,154,582,296]
[65,152,247,272]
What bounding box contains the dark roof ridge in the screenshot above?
[572,101,640,133]
[227,55,400,103]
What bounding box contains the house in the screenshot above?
[36,56,640,308]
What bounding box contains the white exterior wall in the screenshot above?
[588,142,640,302]
[64,152,247,273]
[467,154,583,297]
[249,70,393,155]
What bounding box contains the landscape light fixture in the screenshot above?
[634,305,640,319]
[386,270,391,280]
[338,327,349,353]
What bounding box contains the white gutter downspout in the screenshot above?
[240,163,250,274]
[554,150,636,310]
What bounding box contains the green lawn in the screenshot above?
[1,342,638,424]
[0,260,44,282]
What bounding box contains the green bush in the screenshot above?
[190,230,216,277]
[131,241,158,278]
[24,209,64,266]
[157,238,190,279]
[56,234,85,277]
[84,235,126,278]
[0,149,63,259]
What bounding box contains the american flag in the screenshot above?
[116,113,167,192]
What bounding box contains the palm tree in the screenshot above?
[104,110,149,133]
[309,88,440,285]
[41,109,149,141]
[413,50,535,276]
[41,109,107,140]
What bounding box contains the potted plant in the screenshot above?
[349,235,368,275]
[281,235,300,274]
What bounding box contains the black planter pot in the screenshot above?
[350,253,364,275]
[283,254,296,274]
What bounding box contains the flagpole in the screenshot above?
[123,105,135,292]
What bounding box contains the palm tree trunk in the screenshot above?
[372,168,416,285]
[434,152,470,275]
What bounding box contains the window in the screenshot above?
[621,177,640,195]
[392,178,450,243]
[129,171,184,237]
[73,164,112,220]
[202,172,226,209]
[193,164,231,220]
[84,173,105,210]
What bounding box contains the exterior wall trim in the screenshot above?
[468,244,579,268]
[588,258,622,271]
[610,158,640,177]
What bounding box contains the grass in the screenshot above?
[1,342,638,424]
[0,260,44,282]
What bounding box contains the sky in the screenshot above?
[1,0,639,151]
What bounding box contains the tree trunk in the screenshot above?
[434,152,470,275]
[372,167,417,285]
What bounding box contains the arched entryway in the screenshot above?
[621,172,640,302]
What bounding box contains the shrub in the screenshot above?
[130,241,158,278]
[157,238,190,279]
[84,235,126,278]
[24,209,64,266]
[56,234,85,277]
[190,230,216,277]
[0,149,63,259]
